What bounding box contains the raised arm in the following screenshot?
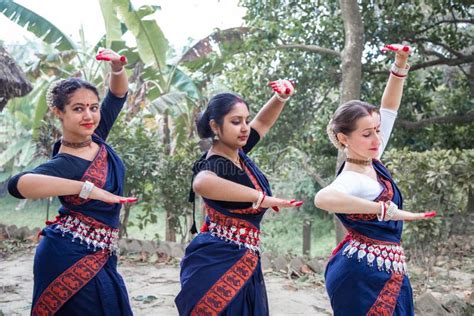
[96,48,128,97]
[250,80,294,138]
[380,44,411,111]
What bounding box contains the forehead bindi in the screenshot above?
[357,113,380,131]
[68,89,99,106]
[226,102,249,118]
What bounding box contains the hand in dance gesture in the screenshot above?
[391,209,437,221]
[96,48,128,69]
[381,43,411,67]
[89,186,138,205]
[268,79,295,99]
[261,197,303,212]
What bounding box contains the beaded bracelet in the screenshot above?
[390,63,410,78]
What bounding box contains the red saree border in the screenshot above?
[191,250,259,316]
[63,145,108,205]
[226,161,265,215]
[32,250,109,315]
[366,272,404,316]
[347,172,394,221]
[205,205,258,231]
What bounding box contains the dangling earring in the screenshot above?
[213,130,219,140]
[343,144,349,154]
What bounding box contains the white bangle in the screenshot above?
[111,67,124,76]
[390,63,410,77]
[252,191,264,209]
[377,202,386,222]
[79,181,95,199]
[275,93,290,103]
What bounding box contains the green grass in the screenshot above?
[0,195,335,257]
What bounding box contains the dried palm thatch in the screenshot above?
[0,45,32,111]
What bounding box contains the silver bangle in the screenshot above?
[252,191,264,209]
[274,93,290,103]
[79,181,95,199]
[390,63,410,77]
[111,67,124,76]
[377,202,386,222]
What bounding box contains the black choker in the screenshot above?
[61,137,92,148]
[346,157,372,166]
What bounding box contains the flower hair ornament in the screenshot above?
[46,79,66,108]
[326,120,345,150]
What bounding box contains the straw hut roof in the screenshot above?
[0,45,32,111]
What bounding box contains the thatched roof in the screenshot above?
[0,45,32,111]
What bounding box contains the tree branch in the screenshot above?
[290,147,329,187]
[365,54,474,75]
[396,111,474,129]
[410,18,474,36]
[410,54,474,71]
[277,44,341,58]
[415,37,466,58]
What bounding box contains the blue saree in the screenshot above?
[8,91,133,315]
[175,149,272,316]
[325,159,414,316]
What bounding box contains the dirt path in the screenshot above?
[0,249,332,315]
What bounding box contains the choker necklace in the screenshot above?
[61,137,92,148]
[346,157,372,166]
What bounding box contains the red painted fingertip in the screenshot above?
[293,201,304,207]
[272,206,280,212]
[381,45,397,52]
[424,211,437,218]
[285,88,291,94]
[127,197,138,203]
[402,46,410,52]
[290,199,296,203]
[96,55,111,61]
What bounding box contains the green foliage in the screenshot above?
[154,141,200,242]
[0,0,76,50]
[108,111,201,241]
[384,148,473,253]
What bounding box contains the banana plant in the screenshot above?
[0,78,51,182]
[0,0,76,51]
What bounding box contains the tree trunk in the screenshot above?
[334,0,364,243]
[302,219,312,256]
[163,112,177,242]
[119,203,131,238]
